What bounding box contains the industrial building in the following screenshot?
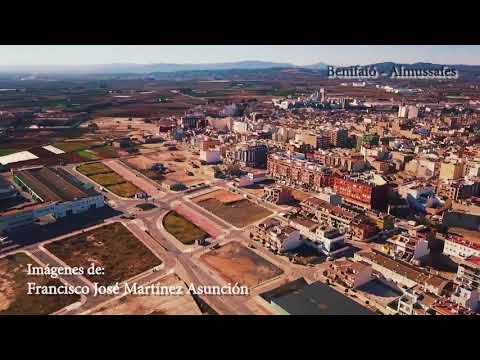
[0,166,104,234]
[259,278,374,315]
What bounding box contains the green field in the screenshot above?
[163,211,208,245]
[0,149,17,156]
[77,149,100,160]
[77,162,112,176]
[136,203,157,211]
[107,182,140,198]
[93,146,118,159]
[77,162,139,198]
[53,141,93,153]
[45,222,161,286]
[90,172,126,186]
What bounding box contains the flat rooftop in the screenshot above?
[261,278,374,315]
[13,166,98,202]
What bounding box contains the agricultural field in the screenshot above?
[90,172,126,186]
[45,222,161,286]
[53,141,98,153]
[77,162,140,197]
[107,182,141,198]
[92,145,119,159]
[0,148,17,156]
[200,242,283,288]
[193,190,272,228]
[76,149,100,161]
[163,211,208,245]
[0,252,80,315]
[77,162,112,176]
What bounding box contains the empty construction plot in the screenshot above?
[125,146,213,187]
[86,274,202,315]
[0,252,80,315]
[45,222,161,286]
[201,242,283,288]
[163,211,209,245]
[193,189,272,228]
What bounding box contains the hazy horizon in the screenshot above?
[0,46,479,67]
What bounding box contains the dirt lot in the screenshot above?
[291,188,312,202]
[201,242,283,288]
[125,146,212,187]
[0,252,80,315]
[194,190,243,204]
[45,222,161,286]
[86,274,202,315]
[163,211,208,245]
[193,189,272,228]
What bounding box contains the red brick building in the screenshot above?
[333,177,389,210]
[267,154,332,191]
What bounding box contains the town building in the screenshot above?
[250,218,302,253]
[439,161,464,180]
[180,114,205,129]
[436,179,480,201]
[397,287,474,315]
[443,235,480,259]
[385,232,430,265]
[324,259,373,289]
[330,128,348,148]
[267,154,333,191]
[199,149,221,164]
[332,174,390,210]
[229,142,268,168]
[451,256,480,311]
[262,186,293,205]
[354,250,449,295]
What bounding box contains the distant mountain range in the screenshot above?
[0,60,329,75]
[0,61,478,77]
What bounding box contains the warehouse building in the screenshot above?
[0,166,104,234]
[259,278,374,315]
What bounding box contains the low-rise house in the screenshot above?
[354,250,449,296]
[324,259,373,288]
[386,232,430,265]
[250,218,302,253]
[397,287,474,315]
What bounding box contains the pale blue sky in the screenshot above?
[0,45,478,66]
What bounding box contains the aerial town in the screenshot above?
[1,49,480,315]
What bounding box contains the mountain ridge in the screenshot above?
[0,61,479,76]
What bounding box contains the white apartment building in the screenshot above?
[443,236,480,259]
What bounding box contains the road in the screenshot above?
[1,158,321,315]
